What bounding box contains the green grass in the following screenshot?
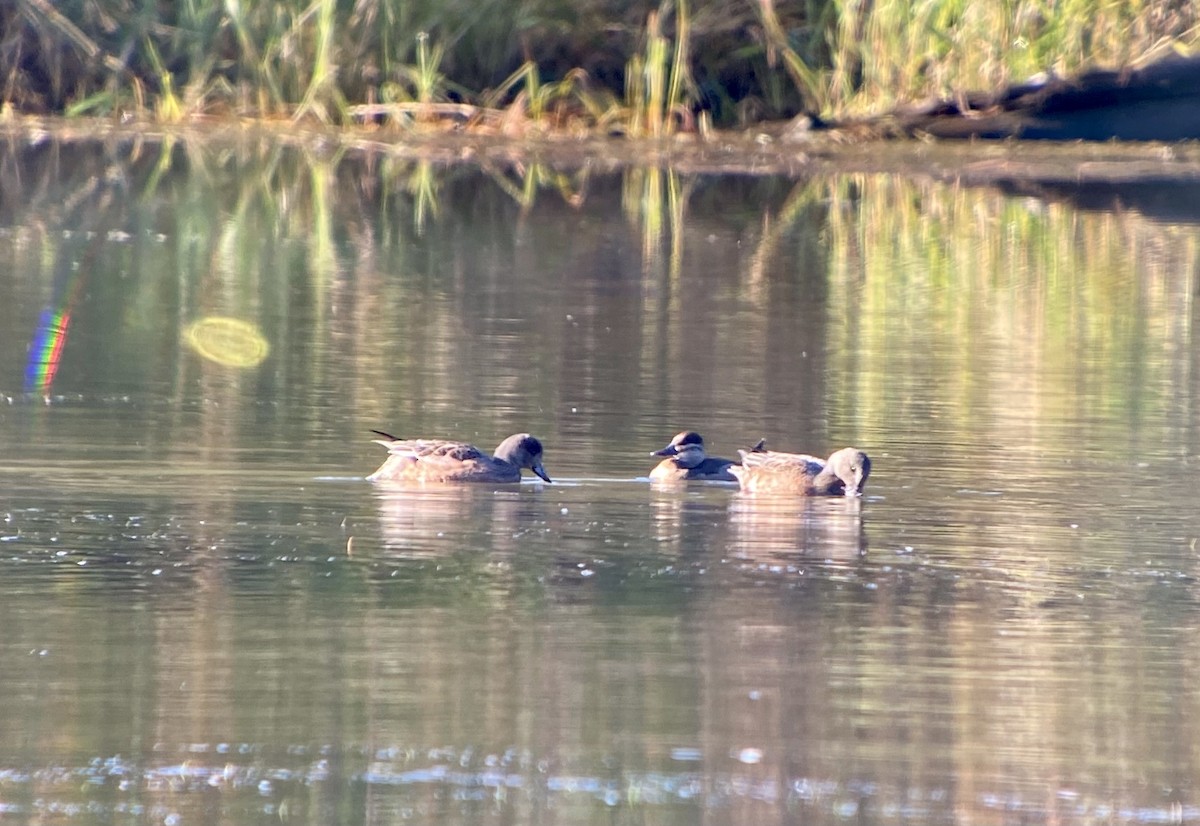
[823,0,1199,115]
[2,0,1196,127]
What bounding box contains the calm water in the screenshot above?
[2,131,1200,825]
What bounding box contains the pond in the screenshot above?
[1,126,1200,825]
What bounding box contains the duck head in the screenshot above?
[827,448,871,496]
[652,431,708,469]
[494,433,552,482]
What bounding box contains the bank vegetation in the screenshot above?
[3,0,1198,134]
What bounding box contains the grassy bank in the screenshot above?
[3,0,1196,130]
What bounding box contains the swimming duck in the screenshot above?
[649,431,738,482]
[729,442,871,496]
[368,431,552,484]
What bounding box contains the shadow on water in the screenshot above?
[2,129,1200,824]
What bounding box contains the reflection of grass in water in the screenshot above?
[407,161,440,234]
[822,176,1199,449]
[621,167,690,282]
[482,162,590,210]
[742,179,828,299]
[10,138,1196,456]
[309,159,336,321]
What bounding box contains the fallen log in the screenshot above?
[840,53,1200,142]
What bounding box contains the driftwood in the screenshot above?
[841,54,1200,142]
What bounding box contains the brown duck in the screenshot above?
[368,431,552,484]
[729,442,871,496]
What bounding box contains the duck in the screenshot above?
[367,430,552,484]
[649,431,738,482]
[729,441,871,496]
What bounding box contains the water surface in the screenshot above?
[1,132,1200,824]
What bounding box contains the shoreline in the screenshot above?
[6,114,1200,187]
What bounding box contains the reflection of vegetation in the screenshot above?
[821,174,1200,462]
[393,160,441,235]
[1,135,1198,472]
[623,167,680,272]
[3,0,1195,123]
[481,161,590,210]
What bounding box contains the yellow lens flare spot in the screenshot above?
[184,317,270,368]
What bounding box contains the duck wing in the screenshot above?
[384,439,487,461]
[738,449,826,477]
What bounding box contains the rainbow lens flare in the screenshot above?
[24,308,72,393]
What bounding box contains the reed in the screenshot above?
[824,0,1199,115]
[753,0,825,113]
[481,62,609,133]
[294,0,343,121]
[624,0,695,137]
[1,0,1195,125]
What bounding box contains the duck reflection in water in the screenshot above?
[649,431,738,483]
[729,494,868,561]
[368,431,552,484]
[369,483,537,555]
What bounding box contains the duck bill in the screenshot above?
[532,464,552,483]
[652,444,678,457]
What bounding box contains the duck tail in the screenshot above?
[370,429,402,441]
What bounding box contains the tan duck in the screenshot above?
[368,431,552,484]
[729,442,871,496]
[649,431,738,482]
